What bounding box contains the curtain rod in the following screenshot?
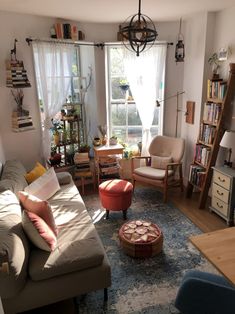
[25,37,173,49]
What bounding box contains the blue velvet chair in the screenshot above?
[175,270,235,314]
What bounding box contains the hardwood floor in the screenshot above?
[168,188,227,233]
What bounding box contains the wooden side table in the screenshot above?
[93,144,124,184]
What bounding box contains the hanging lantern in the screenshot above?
[175,18,185,63]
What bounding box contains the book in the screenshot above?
[71,25,78,41]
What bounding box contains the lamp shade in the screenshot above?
[220,131,235,149]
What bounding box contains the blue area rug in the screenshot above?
[81,187,216,313]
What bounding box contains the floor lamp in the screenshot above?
[156,91,185,137]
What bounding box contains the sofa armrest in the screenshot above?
[56,172,72,185]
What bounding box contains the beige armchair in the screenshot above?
[131,135,185,202]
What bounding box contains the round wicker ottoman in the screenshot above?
[119,220,163,258]
[99,179,133,219]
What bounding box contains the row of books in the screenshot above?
[6,60,31,88]
[207,79,227,100]
[54,23,85,41]
[194,144,211,167]
[12,113,34,132]
[99,155,120,179]
[189,165,206,188]
[202,102,221,124]
[199,124,216,145]
[74,152,90,172]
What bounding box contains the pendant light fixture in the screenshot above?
[118,0,158,57]
[175,18,185,63]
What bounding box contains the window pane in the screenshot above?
[111,103,126,126]
[150,126,159,138]
[111,77,125,100]
[152,108,159,125]
[128,127,142,145]
[128,103,141,125]
[112,127,126,142]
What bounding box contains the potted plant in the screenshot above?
[208,53,220,80]
[109,135,118,145]
[119,79,129,92]
[50,119,63,146]
[49,145,61,166]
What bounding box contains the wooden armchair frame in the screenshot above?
[131,156,184,202]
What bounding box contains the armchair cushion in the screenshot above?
[151,156,172,169]
[134,167,174,180]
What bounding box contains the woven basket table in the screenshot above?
[119,220,163,258]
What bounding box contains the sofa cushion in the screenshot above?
[28,182,104,281]
[24,167,60,201]
[25,162,47,184]
[22,210,57,252]
[18,191,58,236]
[0,190,30,298]
[0,160,28,194]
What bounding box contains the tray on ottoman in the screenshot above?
[119,220,163,258]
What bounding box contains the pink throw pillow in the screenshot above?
[22,210,57,252]
[18,191,58,236]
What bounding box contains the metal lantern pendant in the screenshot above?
[119,0,158,57]
[175,18,185,63]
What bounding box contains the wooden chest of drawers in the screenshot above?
[210,167,235,226]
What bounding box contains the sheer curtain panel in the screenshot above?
[124,45,167,156]
[32,41,74,162]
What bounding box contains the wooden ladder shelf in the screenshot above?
[187,63,235,209]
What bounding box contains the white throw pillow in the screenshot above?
[151,156,173,170]
[24,167,60,200]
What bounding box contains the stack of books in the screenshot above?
[99,155,120,179]
[12,112,34,132]
[54,23,85,41]
[6,60,31,88]
[189,165,206,188]
[74,152,90,174]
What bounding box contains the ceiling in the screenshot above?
[0,0,234,23]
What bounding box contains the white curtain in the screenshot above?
[123,45,167,156]
[32,41,74,161]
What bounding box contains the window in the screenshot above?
[105,45,165,146]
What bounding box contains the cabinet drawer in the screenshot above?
[211,196,228,217]
[212,183,230,203]
[213,171,231,190]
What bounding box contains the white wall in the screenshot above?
[0,134,5,163]
[180,12,209,181]
[0,12,183,170]
[0,11,56,170]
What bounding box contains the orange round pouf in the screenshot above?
[119,220,163,258]
[99,179,133,219]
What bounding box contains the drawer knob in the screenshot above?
[218,176,225,182]
[217,190,224,196]
[216,202,223,209]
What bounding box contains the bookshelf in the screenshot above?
[187,63,235,209]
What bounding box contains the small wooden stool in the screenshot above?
[74,170,96,195]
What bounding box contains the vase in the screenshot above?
[102,136,107,145]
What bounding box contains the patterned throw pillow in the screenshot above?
[25,162,47,184]
[22,210,57,252]
[18,191,58,236]
[151,156,173,170]
[24,167,60,201]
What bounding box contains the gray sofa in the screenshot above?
[0,160,111,314]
